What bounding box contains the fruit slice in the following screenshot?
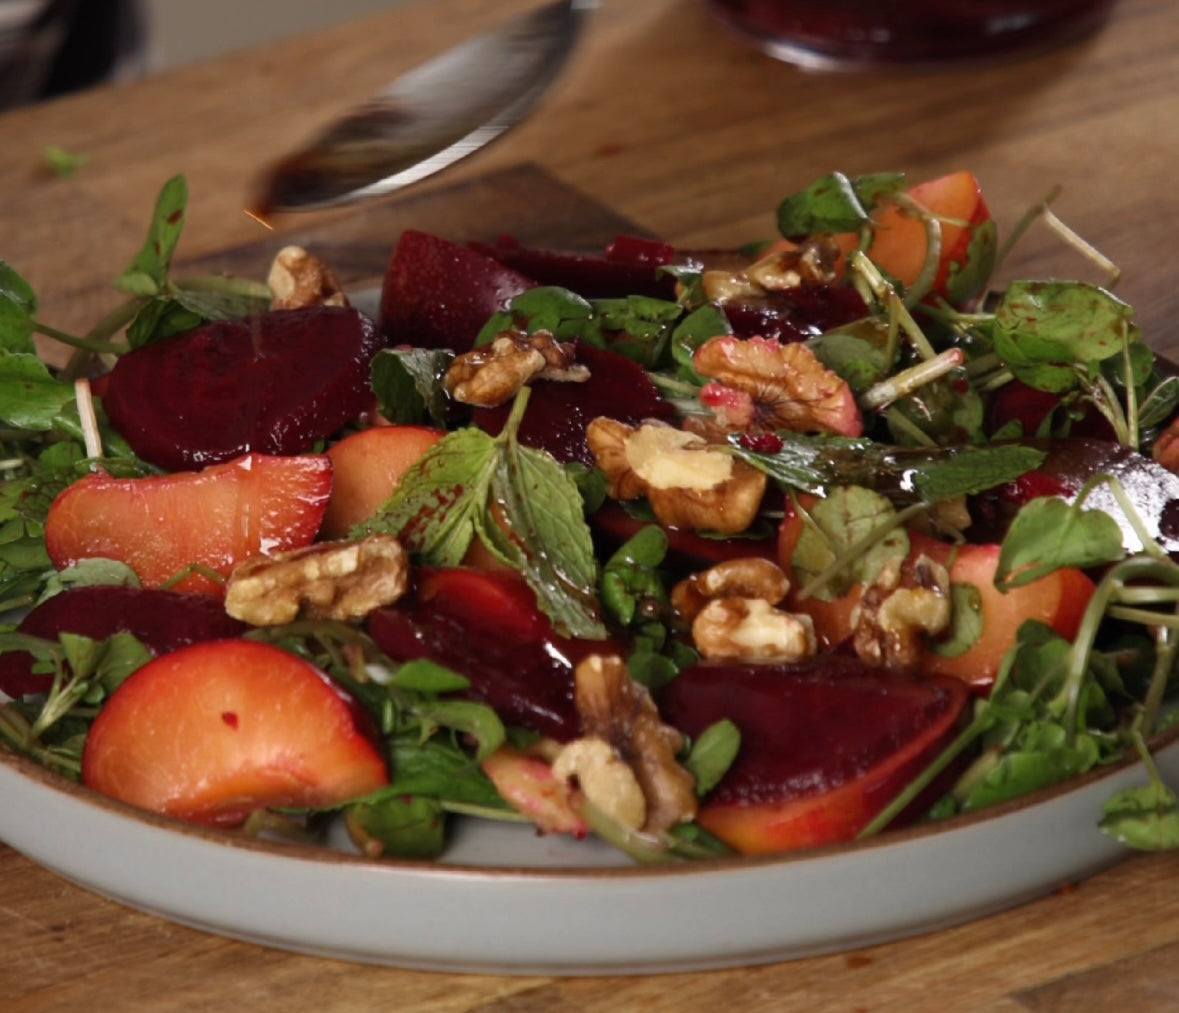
[368,567,611,740]
[44,453,332,594]
[864,170,992,302]
[379,230,535,352]
[82,639,388,827]
[0,586,248,698]
[103,306,384,472]
[776,497,1095,690]
[322,424,446,539]
[471,342,673,466]
[658,656,968,854]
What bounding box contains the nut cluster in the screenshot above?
[850,555,952,669]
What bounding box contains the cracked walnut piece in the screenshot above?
[553,654,698,834]
[852,555,952,670]
[268,245,349,310]
[225,535,409,626]
[444,330,589,408]
[672,558,816,662]
[586,417,766,535]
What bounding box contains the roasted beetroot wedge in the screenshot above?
[468,234,681,299]
[103,306,383,471]
[0,586,248,698]
[368,567,612,740]
[658,656,969,854]
[471,343,673,466]
[380,230,535,352]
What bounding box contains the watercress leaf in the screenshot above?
[684,719,740,796]
[1139,375,1179,431]
[808,321,889,394]
[370,347,453,426]
[0,351,75,430]
[38,558,141,603]
[792,486,908,599]
[601,526,669,628]
[671,304,730,380]
[959,736,1097,811]
[913,444,1046,503]
[926,582,983,658]
[388,658,470,694]
[113,175,188,297]
[993,281,1137,392]
[124,298,202,349]
[777,172,904,238]
[384,737,507,808]
[0,261,37,352]
[943,219,997,307]
[173,283,271,323]
[996,497,1124,590]
[413,699,506,761]
[358,426,497,565]
[1100,781,1179,851]
[344,794,446,859]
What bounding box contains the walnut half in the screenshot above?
[444,330,589,408]
[267,245,348,310]
[586,417,766,535]
[225,535,409,626]
[551,654,698,834]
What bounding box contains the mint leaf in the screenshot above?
[357,426,497,565]
[489,439,605,640]
[913,444,1046,503]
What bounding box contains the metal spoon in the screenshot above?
[252,0,596,216]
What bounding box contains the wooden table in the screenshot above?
[3,0,1179,1007]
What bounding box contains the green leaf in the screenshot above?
[370,347,453,426]
[808,321,889,395]
[42,145,89,178]
[124,298,202,349]
[488,439,605,640]
[387,658,470,694]
[0,261,37,352]
[927,582,983,658]
[913,445,1046,503]
[960,736,1097,811]
[996,497,1125,590]
[777,172,905,238]
[412,699,506,761]
[943,219,997,306]
[993,281,1137,393]
[113,175,189,297]
[792,486,908,599]
[1100,781,1179,851]
[0,351,75,430]
[385,736,507,808]
[344,794,446,859]
[684,719,740,796]
[358,426,497,565]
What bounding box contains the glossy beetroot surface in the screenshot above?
[380,230,535,352]
[367,568,609,740]
[103,306,383,471]
[471,342,673,466]
[658,656,968,807]
[0,586,247,698]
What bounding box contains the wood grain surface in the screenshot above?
[2,0,1179,1009]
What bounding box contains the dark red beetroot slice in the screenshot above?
[367,567,611,741]
[468,234,682,300]
[0,586,248,698]
[471,342,673,466]
[103,306,383,472]
[722,285,870,344]
[379,230,536,352]
[657,656,968,853]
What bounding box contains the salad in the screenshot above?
[2,168,1179,863]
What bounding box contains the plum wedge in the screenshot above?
[103,306,383,471]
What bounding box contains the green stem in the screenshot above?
[994,185,1062,274]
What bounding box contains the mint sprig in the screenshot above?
[357,389,606,640]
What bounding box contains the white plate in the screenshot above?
[2,733,1177,975]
